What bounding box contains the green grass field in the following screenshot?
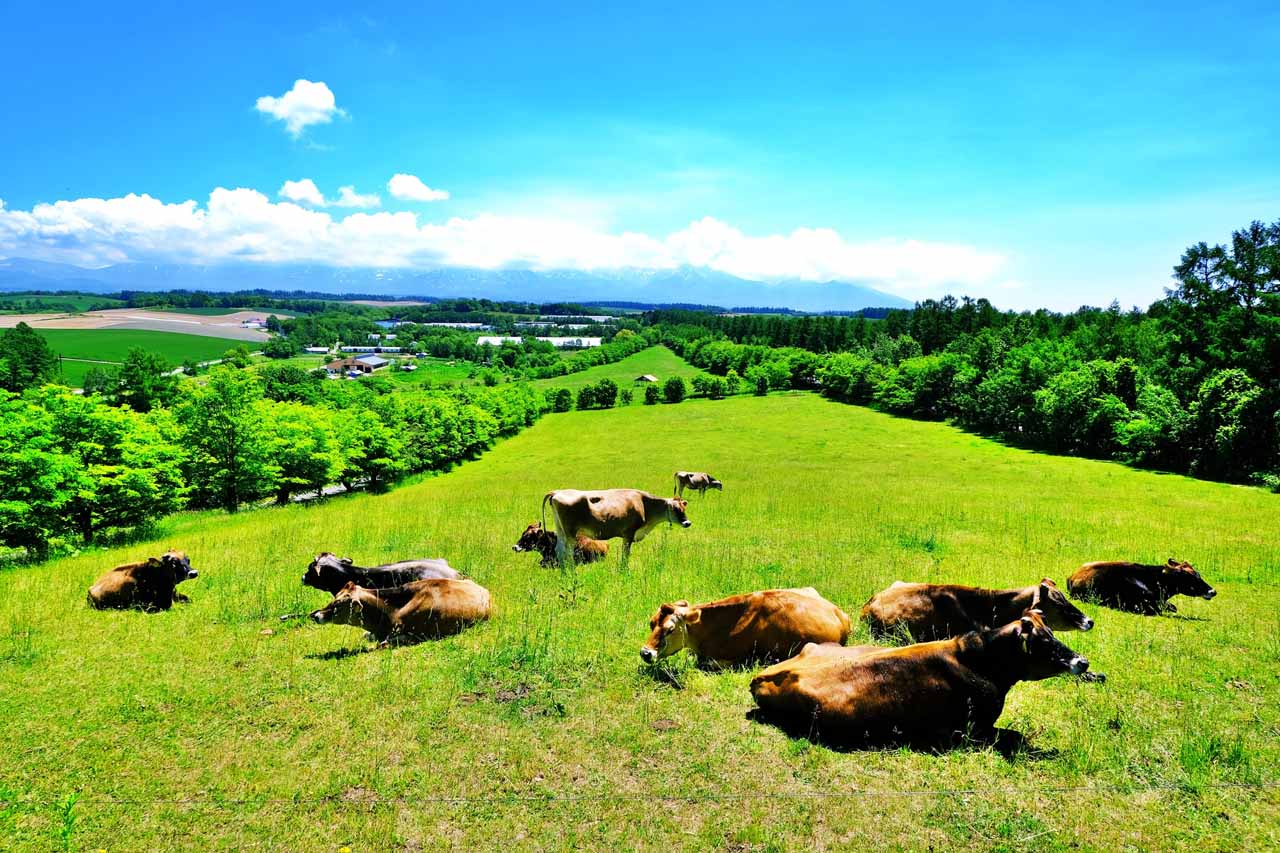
[529,344,712,395]
[0,292,123,313]
[35,329,251,386]
[1,394,1276,850]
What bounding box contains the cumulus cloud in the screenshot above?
[388,173,449,202]
[332,185,380,209]
[278,179,326,207]
[0,189,1006,295]
[255,80,345,137]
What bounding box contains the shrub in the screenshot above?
[662,376,687,403]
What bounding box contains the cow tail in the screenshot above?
[541,491,554,530]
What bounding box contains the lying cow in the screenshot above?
[641,588,851,667]
[87,550,198,611]
[1068,559,1216,614]
[674,471,723,497]
[302,552,459,595]
[310,578,491,645]
[749,609,1089,746]
[542,488,690,564]
[861,578,1093,642]
[511,522,608,567]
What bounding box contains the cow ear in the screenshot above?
[339,557,354,567]
[674,600,689,608]
[683,609,701,625]
[341,581,359,592]
[1167,558,1179,567]
[1041,577,1057,587]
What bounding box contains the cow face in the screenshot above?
[1010,609,1089,680]
[512,523,554,554]
[1032,578,1093,631]
[309,582,370,627]
[640,601,696,663]
[709,478,723,491]
[1163,559,1216,600]
[303,552,352,590]
[160,550,198,584]
[666,499,692,528]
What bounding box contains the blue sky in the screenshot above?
[1,1,1277,309]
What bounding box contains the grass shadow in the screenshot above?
[744,708,1059,761]
[306,646,376,661]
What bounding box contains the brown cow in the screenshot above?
[309,578,491,645]
[674,471,723,497]
[861,578,1093,641]
[1068,559,1216,615]
[87,550,198,611]
[750,609,1090,746]
[511,522,608,567]
[641,588,851,667]
[542,488,690,564]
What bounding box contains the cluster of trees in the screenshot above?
[663,220,1280,489]
[0,365,548,557]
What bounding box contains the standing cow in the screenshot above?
[674,471,723,497]
[542,488,690,564]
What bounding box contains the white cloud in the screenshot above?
[278,179,326,207]
[277,180,380,209]
[388,173,449,202]
[255,80,345,137]
[332,185,380,209]
[0,189,1006,296]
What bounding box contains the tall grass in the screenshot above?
[0,393,1276,849]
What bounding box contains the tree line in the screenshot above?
[659,220,1280,490]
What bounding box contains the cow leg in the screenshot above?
[549,506,573,566]
[621,537,633,565]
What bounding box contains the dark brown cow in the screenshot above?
[674,471,723,497]
[511,522,608,567]
[302,552,459,594]
[309,578,491,645]
[750,609,1089,746]
[641,588,851,667]
[861,578,1093,641]
[1068,559,1216,615]
[542,488,690,564]
[87,550,198,611]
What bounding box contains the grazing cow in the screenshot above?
[1068,559,1216,614]
[302,552,459,595]
[861,578,1093,641]
[749,609,1090,746]
[309,578,491,645]
[542,489,690,564]
[641,587,851,667]
[511,522,608,567]
[87,550,198,611]
[674,471,723,497]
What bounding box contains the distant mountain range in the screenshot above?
[0,258,914,312]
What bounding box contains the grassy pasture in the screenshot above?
[529,344,711,394]
[0,394,1276,850]
[36,329,250,386]
[0,292,123,313]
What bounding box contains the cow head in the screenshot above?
[709,477,723,491]
[159,550,198,584]
[1002,609,1089,680]
[310,581,376,627]
[512,522,555,555]
[640,600,696,663]
[666,498,691,528]
[303,552,354,591]
[1162,559,1216,600]
[1031,578,1093,631]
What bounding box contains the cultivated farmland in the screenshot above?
[33,329,251,387]
[0,394,1275,850]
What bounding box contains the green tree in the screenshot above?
[221,345,253,369]
[644,384,660,405]
[0,393,80,557]
[262,401,344,504]
[177,367,279,511]
[662,376,687,403]
[81,365,118,397]
[116,347,178,412]
[262,336,298,359]
[0,322,60,392]
[334,408,406,491]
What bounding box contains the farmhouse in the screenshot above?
[325,355,390,376]
[303,346,330,354]
[477,336,523,346]
[538,336,603,348]
[340,345,403,353]
[368,333,397,341]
